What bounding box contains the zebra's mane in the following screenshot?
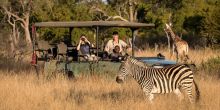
[128,57,149,68]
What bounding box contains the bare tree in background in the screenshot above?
[89,0,142,50]
[90,0,140,22]
[0,0,33,48]
[1,9,20,53]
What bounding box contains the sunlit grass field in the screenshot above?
[0,49,219,110]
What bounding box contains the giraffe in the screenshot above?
[164,23,189,63]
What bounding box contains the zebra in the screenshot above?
[116,56,200,103]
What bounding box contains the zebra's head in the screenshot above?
[116,55,132,83]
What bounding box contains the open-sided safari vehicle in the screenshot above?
[31,21,176,77]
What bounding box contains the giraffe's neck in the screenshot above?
[168,29,181,42]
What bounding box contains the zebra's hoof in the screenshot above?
[116,76,123,83]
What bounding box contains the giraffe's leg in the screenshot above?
[180,54,184,63]
[174,89,184,101]
[181,84,194,103]
[170,50,173,58]
[170,44,174,59]
[176,52,179,63]
[179,54,182,62]
[185,53,190,63]
[182,51,188,63]
[184,56,188,63]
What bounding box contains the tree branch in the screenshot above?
[26,0,33,14]
[106,16,129,22]
[20,23,25,28]
[90,6,129,22]
[19,0,25,12]
[6,13,13,26]
[2,6,26,24]
[122,5,129,19]
[90,6,108,16]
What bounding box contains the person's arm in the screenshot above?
[84,38,91,45]
[104,40,111,53]
[120,40,128,48]
[77,40,82,51]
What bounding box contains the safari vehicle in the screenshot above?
[31,21,176,77]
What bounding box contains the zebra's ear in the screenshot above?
[123,53,130,61]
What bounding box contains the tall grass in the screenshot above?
[0,70,219,110]
[136,48,219,65]
[0,49,219,110]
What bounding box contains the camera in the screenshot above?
[81,38,85,41]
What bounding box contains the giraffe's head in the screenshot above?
[116,55,132,83]
[164,23,172,33]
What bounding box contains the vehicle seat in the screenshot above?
[57,42,67,61]
[35,40,53,60]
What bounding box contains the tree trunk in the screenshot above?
[24,26,32,45]
[24,17,32,46]
[15,28,20,44]
[12,25,20,46]
[9,34,15,54]
[12,25,17,45]
[129,0,134,22]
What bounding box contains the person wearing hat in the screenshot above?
[104,31,128,57]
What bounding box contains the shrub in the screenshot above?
[200,57,220,78]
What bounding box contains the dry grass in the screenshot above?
[0,49,219,110]
[136,48,219,65]
[0,71,219,110]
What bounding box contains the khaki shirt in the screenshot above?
[104,39,127,54]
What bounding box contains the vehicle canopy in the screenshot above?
[34,21,154,28]
[32,21,155,57]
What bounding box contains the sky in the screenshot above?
[102,0,108,4]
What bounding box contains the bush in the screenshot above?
[200,57,220,78]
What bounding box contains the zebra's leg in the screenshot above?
[174,89,184,101]
[145,92,154,103]
[181,84,194,103]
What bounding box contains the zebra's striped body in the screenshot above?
[116,56,200,103]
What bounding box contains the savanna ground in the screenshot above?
[0,48,220,110]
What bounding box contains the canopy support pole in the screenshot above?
[131,28,136,57]
[31,25,39,78]
[96,26,99,57]
[69,27,73,42]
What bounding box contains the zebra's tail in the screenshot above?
[193,80,200,102]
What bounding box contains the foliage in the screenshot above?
[200,57,220,78]
[0,12,3,22]
[0,0,220,48]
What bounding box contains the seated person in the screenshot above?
[104,31,128,58]
[77,35,96,61]
[110,45,123,62]
[77,34,91,55]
